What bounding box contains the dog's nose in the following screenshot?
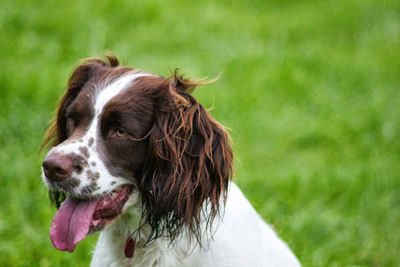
[42,153,72,181]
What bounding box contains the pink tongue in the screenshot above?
[50,197,99,252]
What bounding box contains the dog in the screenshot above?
[41,55,300,266]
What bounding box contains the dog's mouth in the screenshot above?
[50,186,132,252]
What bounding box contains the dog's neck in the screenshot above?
[91,199,204,267]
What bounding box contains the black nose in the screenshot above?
[42,153,72,181]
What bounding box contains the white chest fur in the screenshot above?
[90,183,300,267]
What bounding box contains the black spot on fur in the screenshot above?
[71,153,88,173]
[80,181,99,195]
[88,137,94,147]
[54,177,81,192]
[86,170,100,181]
[79,146,90,159]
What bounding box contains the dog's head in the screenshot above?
[41,55,233,252]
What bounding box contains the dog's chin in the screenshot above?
[49,185,134,252]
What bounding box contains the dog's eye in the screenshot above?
[114,128,127,137]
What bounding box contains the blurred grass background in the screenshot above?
[0,0,399,266]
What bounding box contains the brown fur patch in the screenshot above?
[88,137,94,147]
[80,182,99,195]
[53,177,81,192]
[86,170,100,181]
[71,153,88,174]
[79,146,90,159]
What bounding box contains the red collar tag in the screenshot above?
[124,237,136,258]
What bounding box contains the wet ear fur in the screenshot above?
[139,72,233,243]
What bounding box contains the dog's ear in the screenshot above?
[139,73,233,243]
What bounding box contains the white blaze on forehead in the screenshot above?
[94,72,151,115]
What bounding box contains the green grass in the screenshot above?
[1,0,399,266]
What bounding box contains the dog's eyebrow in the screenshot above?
[94,73,152,117]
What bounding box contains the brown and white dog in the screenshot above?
[41,55,300,266]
